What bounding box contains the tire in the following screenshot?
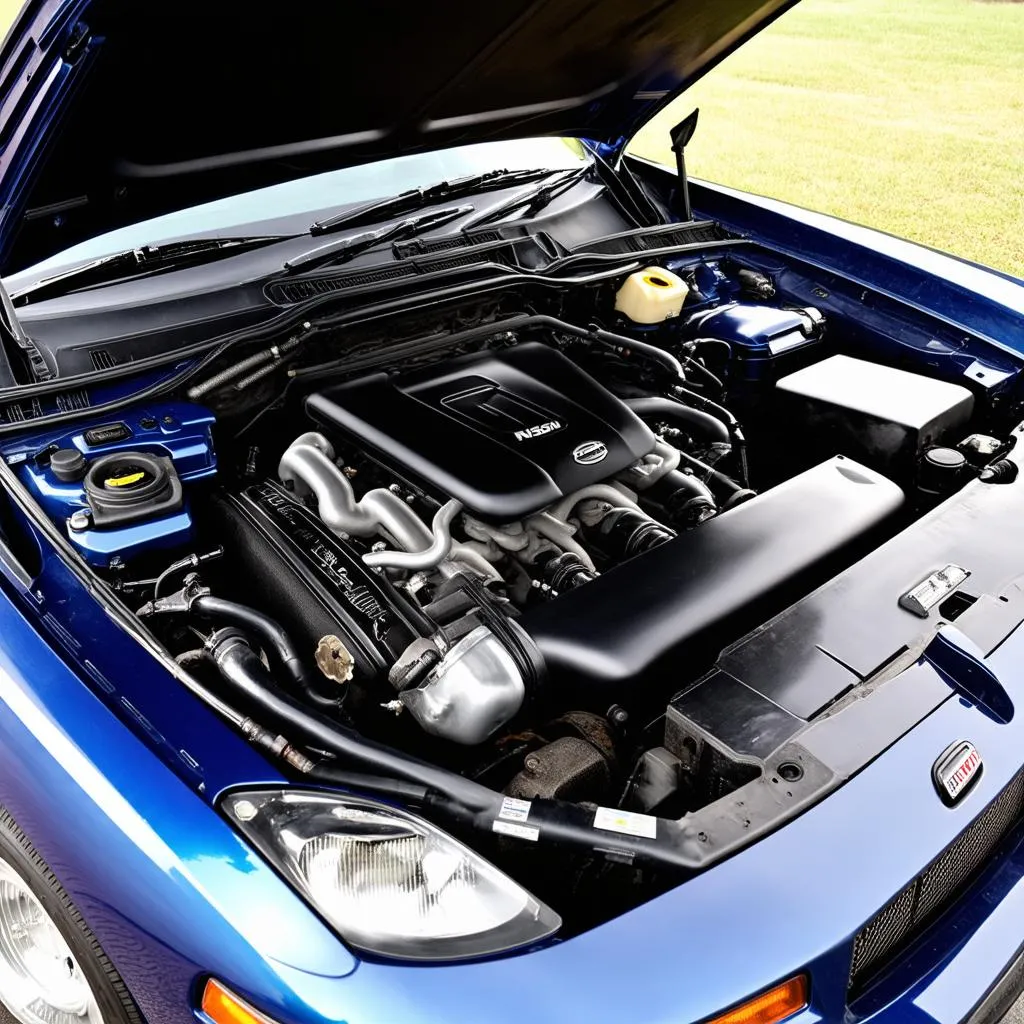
[0,807,143,1024]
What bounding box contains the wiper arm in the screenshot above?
[11,235,287,305]
[462,166,593,230]
[284,205,473,275]
[308,167,563,236]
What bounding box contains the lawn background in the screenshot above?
[631,0,1024,278]
[0,0,1020,278]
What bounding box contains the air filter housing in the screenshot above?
[776,355,974,474]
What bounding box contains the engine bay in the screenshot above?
[5,250,1023,930]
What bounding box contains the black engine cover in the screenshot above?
[306,342,655,520]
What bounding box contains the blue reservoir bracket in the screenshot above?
[2,402,216,567]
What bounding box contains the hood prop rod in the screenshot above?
[669,107,700,223]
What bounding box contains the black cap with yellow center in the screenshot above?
[83,451,183,528]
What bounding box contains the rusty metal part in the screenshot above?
[505,735,611,802]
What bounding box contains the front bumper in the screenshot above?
[3,487,1024,1024]
[203,641,1024,1024]
[965,944,1024,1024]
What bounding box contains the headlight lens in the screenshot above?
[223,790,560,960]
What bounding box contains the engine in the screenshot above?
[12,256,1005,872]
[209,341,727,746]
[203,326,916,752]
[287,343,701,593]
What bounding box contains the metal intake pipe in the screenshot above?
[363,500,462,571]
[278,432,459,571]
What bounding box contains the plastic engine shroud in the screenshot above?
[306,342,656,521]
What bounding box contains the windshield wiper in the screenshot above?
[284,205,474,275]
[308,167,568,237]
[11,235,288,306]
[461,166,594,230]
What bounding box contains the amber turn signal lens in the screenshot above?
[201,979,277,1024]
[708,975,809,1024]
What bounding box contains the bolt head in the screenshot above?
[68,509,91,532]
[233,799,258,822]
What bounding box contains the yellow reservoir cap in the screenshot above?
[614,265,688,324]
[103,470,147,488]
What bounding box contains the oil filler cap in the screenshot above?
[49,448,87,483]
[84,451,183,529]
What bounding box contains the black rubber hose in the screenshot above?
[688,337,733,361]
[675,450,756,507]
[588,324,686,380]
[186,336,302,400]
[306,764,432,807]
[206,629,499,814]
[624,396,730,445]
[191,595,339,708]
[671,384,750,488]
[682,357,724,392]
[654,468,715,505]
[175,649,207,669]
[206,631,702,870]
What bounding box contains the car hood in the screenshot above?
[0,0,795,263]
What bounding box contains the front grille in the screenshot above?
[849,768,1024,995]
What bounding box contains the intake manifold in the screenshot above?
[278,432,461,572]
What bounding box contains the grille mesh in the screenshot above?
[572,221,730,256]
[392,229,502,258]
[90,348,118,370]
[418,250,512,273]
[55,389,90,412]
[850,768,1024,995]
[267,265,415,303]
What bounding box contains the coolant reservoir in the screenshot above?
[614,266,688,324]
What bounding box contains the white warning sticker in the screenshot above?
[498,796,532,822]
[593,806,658,839]
[493,820,540,842]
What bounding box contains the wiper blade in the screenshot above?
[462,166,593,230]
[284,205,473,275]
[11,235,287,305]
[308,167,563,236]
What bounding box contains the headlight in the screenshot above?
[223,790,560,960]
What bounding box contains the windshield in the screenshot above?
[7,138,588,285]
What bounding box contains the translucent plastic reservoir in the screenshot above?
[614,266,688,324]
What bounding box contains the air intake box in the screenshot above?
[521,456,904,705]
[776,355,974,474]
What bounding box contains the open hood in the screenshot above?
[0,0,795,267]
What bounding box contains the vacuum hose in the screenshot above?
[190,595,340,707]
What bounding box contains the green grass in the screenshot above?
[630,0,1024,279]
[0,0,1020,277]
[0,0,19,37]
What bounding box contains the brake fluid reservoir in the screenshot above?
[614,266,688,324]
